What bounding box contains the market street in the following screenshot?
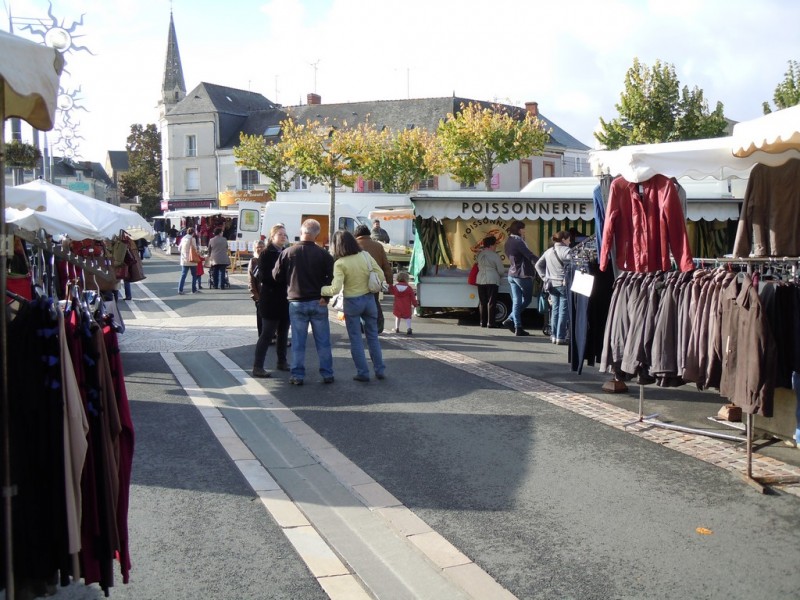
[40,250,800,600]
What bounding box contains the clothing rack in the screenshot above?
[621,257,800,493]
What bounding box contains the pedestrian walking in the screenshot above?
[177,226,200,295]
[354,224,393,334]
[536,230,571,344]
[389,271,417,335]
[475,235,505,328]
[207,227,231,289]
[252,226,291,378]
[503,220,538,336]
[322,230,386,381]
[272,219,335,385]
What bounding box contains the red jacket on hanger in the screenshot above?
[600,174,694,273]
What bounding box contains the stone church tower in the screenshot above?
[158,11,186,119]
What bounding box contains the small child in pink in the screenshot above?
[389,271,418,335]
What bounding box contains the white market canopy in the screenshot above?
[589,136,800,183]
[369,208,415,221]
[163,208,238,219]
[0,30,63,131]
[10,179,154,241]
[732,104,800,157]
[5,187,46,211]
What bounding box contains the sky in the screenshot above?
[3,0,799,164]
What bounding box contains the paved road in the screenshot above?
[36,251,800,599]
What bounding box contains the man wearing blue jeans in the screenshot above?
[272,219,335,385]
[503,220,538,336]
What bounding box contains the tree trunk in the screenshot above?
[483,150,494,191]
[328,178,336,250]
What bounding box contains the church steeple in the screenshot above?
[159,10,186,118]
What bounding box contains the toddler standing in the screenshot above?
[390,272,418,335]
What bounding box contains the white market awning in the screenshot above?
[369,208,415,221]
[14,179,154,241]
[590,136,800,183]
[732,104,800,157]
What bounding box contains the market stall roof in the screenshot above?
[732,104,800,157]
[0,30,63,131]
[6,187,46,211]
[369,207,415,221]
[162,208,239,219]
[589,135,800,183]
[13,179,154,241]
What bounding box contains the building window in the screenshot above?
[543,162,555,177]
[417,176,436,190]
[371,180,382,192]
[241,169,259,190]
[185,168,199,191]
[574,157,583,174]
[186,135,197,157]
[294,175,308,190]
[460,181,476,190]
[520,160,532,188]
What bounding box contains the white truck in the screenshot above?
[271,192,415,246]
[236,193,416,270]
[237,200,371,247]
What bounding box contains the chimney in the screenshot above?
[307,93,321,105]
[525,101,539,117]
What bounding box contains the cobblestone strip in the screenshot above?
[379,331,800,495]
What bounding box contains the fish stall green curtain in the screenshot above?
[412,216,453,278]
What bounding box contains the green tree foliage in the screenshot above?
[595,58,727,149]
[281,116,363,244]
[119,124,162,218]
[763,60,800,114]
[234,131,294,197]
[437,102,550,190]
[357,124,445,193]
[5,140,41,169]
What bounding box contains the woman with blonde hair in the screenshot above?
[252,224,290,377]
[322,230,386,382]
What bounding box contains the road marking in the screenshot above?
[131,281,180,318]
[208,349,515,600]
[160,351,373,600]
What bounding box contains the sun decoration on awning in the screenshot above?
[15,1,93,161]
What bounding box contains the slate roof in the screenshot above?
[169,84,589,153]
[285,96,590,151]
[107,150,129,172]
[51,158,113,185]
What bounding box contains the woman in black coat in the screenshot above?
[252,224,290,377]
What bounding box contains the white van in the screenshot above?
[238,200,373,247]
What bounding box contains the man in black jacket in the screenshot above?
[272,219,335,385]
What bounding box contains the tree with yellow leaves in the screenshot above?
[281,116,364,245]
[437,102,550,191]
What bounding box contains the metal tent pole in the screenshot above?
[1,82,18,600]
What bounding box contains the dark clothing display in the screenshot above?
[272,240,334,302]
[3,292,134,597]
[565,261,614,374]
[732,158,800,257]
[597,268,791,417]
[600,175,694,273]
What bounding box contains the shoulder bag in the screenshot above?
[362,252,387,293]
